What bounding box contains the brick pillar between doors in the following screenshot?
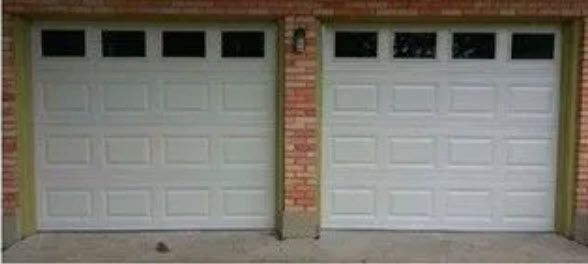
[277,15,320,239]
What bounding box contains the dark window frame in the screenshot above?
[101,30,146,58]
[392,31,438,59]
[162,31,206,58]
[221,31,265,58]
[41,29,86,57]
[451,32,497,60]
[510,33,555,60]
[334,31,379,58]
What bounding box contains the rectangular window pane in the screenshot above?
[335,32,378,58]
[221,31,264,58]
[102,30,145,57]
[393,32,436,59]
[511,33,554,59]
[42,30,85,57]
[452,33,496,59]
[162,31,205,57]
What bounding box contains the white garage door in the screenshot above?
[323,24,560,231]
[33,22,276,230]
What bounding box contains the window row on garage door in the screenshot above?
[37,24,557,61]
[327,25,557,62]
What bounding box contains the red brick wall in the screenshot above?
[2,1,588,17]
[3,0,588,235]
[2,13,17,216]
[283,15,319,213]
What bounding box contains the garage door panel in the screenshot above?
[447,85,497,116]
[446,137,495,168]
[36,82,275,125]
[104,189,153,219]
[503,190,551,219]
[42,82,91,113]
[164,187,211,217]
[221,140,268,166]
[331,83,379,114]
[329,186,377,220]
[162,136,211,166]
[444,189,493,219]
[330,136,378,167]
[387,137,436,168]
[508,86,554,115]
[35,23,275,230]
[221,188,271,217]
[324,25,558,230]
[388,189,434,219]
[101,82,151,113]
[222,82,272,114]
[43,135,93,167]
[163,82,210,112]
[45,189,94,219]
[388,84,437,115]
[506,138,552,168]
[326,76,557,124]
[327,128,554,172]
[104,136,152,166]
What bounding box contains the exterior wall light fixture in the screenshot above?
[293,27,306,53]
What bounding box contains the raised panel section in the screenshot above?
[163,82,209,112]
[506,139,550,167]
[222,83,269,113]
[331,136,377,166]
[330,189,375,216]
[106,189,151,217]
[509,86,553,115]
[222,136,270,165]
[448,138,494,167]
[389,85,435,114]
[504,191,549,218]
[333,84,378,113]
[446,191,492,218]
[45,136,91,165]
[165,188,209,217]
[223,189,269,216]
[163,136,210,165]
[43,82,90,112]
[389,137,435,167]
[102,83,149,112]
[104,136,151,165]
[449,86,495,114]
[388,190,432,218]
[46,190,92,218]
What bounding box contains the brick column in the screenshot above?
[576,18,588,244]
[2,13,20,246]
[277,15,320,239]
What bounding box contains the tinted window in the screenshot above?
[162,31,205,57]
[394,32,436,59]
[41,30,85,57]
[452,33,495,59]
[335,32,378,58]
[511,33,554,59]
[102,30,145,57]
[221,31,264,58]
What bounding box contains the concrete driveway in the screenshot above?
[3,231,588,262]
